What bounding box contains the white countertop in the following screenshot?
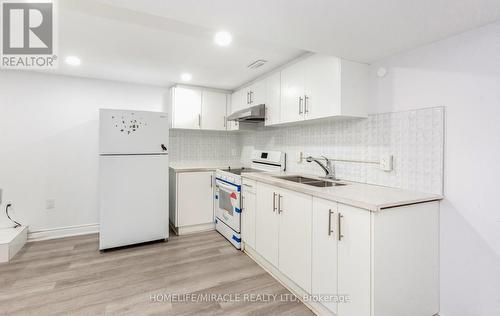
[169,162,242,173]
[242,172,443,212]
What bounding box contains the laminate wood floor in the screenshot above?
[0,231,314,316]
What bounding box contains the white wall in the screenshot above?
[370,21,500,316]
[0,71,166,233]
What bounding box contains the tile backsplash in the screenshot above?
[170,107,444,194]
[169,129,241,166]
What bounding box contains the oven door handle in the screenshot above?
[215,180,240,193]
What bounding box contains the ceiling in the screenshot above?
[41,0,500,89]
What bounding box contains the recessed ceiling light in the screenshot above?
[181,73,192,81]
[214,31,232,47]
[65,56,81,66]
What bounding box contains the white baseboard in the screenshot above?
[28,223,99,242]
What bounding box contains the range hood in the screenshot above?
[227,104,265,122]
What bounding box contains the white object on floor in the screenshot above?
[0,226,27,263]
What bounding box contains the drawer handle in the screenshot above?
[278,194,283,214]
[338,213,344,241]
[328,209,334,236]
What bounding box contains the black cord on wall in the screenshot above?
[5,204,21,228]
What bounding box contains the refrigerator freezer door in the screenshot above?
[99,109,169,154]
[99,154,169,250]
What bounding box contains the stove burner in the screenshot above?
[221,167,263,175]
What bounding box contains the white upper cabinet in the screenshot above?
[229,78,267,115]
[265,71,281,126]
[303,54,341,120]
[170,86,202,129]
[247,79,266,106]
[170,86,230,130]
[201,90,227,131]
[230,88,247,114]
[281,54,367,123]
[280,59,306,124]
[277,53,369,125]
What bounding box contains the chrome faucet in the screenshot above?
[306,156,336,180]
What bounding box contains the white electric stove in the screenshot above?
[214,150,286,249]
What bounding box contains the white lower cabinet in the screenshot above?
[255,182,280,266]
[251,181,439,316]
[278,187,312,293]
[241,179,257,249]
[169,170,215,235]
[255,182,312,293]
[312,198,339,314]
[312,198,370,316]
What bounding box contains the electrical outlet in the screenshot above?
[380,155,393,171]
[46,199,56,210]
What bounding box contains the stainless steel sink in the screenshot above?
[305,181,346,187]
[274,175,347,187]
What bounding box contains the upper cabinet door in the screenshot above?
[304,55,341,120]
[280,60,305,124]
[265,72,281,126]
[248,79,266,106]
[230,89,247,114]
[201,91,227,131]
[172,87,202,129]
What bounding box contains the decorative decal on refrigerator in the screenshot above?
[111,112,148,135]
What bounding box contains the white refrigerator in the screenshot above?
[99,109,169,250]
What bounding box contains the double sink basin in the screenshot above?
[273,175,347,188]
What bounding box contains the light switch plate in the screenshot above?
[380,155,393,171]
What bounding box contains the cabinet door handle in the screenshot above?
[304,95,309,114]
[243,183,253,188]
[299,97,303,114]
[210,175,213,188]
[198,114,201,127]
[278,194,283,214]
[328,209,334,236]
[338,213,344,241]
[272,192,276,212]
[250,91,253,104]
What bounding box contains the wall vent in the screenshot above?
[247,59,268,69]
